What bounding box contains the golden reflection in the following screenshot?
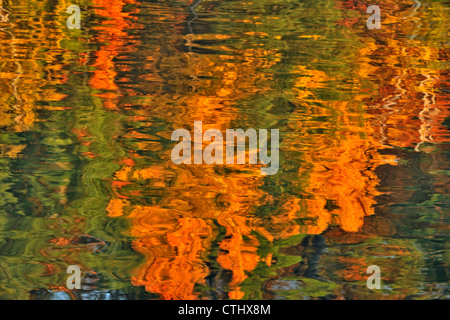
[104,1,281,298]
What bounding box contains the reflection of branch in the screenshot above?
[0,11,9,22]
[412,0,421,10]
[415,74,439,152]
[185,0,202,86]
[406,1,440,151]
[374,1,440,151]
[407,0,422,40]
[186,0,202,52]
[376,71,407,147]
[0,263,12,282]
[0,1,11,22]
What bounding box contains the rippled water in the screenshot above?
[0,0,448,300]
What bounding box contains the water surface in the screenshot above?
[0,0,448,300]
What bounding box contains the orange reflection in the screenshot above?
[90,0,140,109]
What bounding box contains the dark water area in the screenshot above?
[0,0,448,300]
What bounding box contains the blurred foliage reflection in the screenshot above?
[0,0,448,300]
